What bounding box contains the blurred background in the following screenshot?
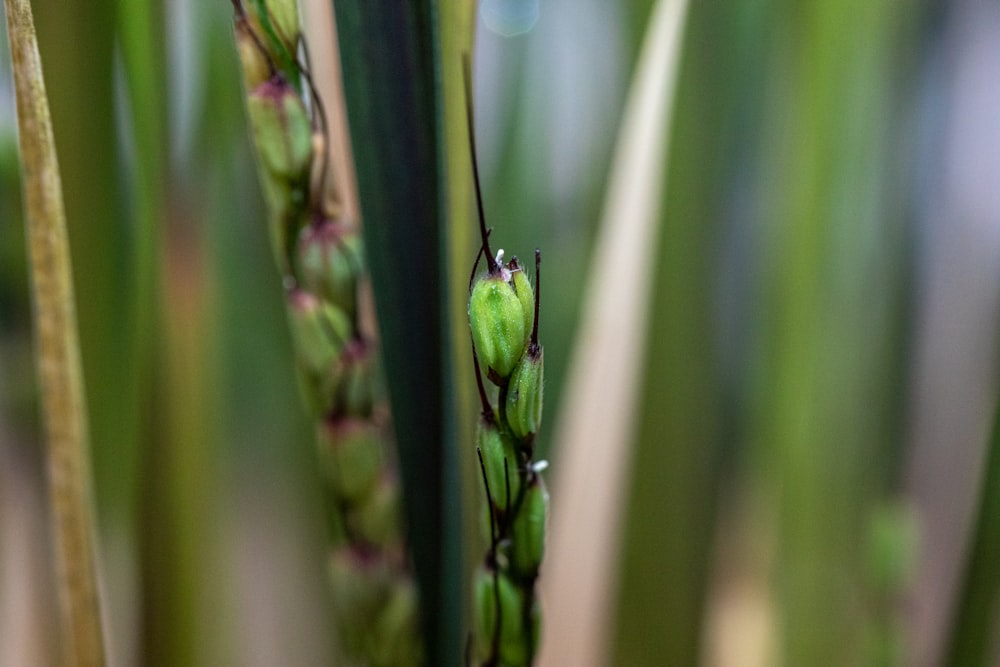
[2,0,1000,665]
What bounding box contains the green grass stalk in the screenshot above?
[4,0,105,663]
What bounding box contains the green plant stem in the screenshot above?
[4,0,105,664]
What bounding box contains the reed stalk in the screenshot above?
[4,0,105,663]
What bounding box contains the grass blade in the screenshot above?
[3,0,105,663]
[329,2,460,663]
[538,1,689,664]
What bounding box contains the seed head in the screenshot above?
[296,218,363,318]
[510,477,548,577]
[247,77,312,183]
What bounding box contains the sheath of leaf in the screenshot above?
[233,3,422,665]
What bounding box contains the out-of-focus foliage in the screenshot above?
[2,0,1000,664]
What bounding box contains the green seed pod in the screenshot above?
[511,478,549,577]
[318,419,383,502]
[328,548,393,657]
[371,578,423,667]
[477,418,521,512]
[296,219,363,317]
[247,77,312,182]
[234,18,271,90]
[351,474,401,549]
[246,0,301,56]
[321,340,376,418]
[475,568,531,667]
[505,346,544,441]
[469,271,529,381]
[509,257,535,336]
[287,290,350,375]
[474,568,529,666]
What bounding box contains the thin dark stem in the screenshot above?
[462,53,495,273]
[477,447,502,666]
[297,38,332,215]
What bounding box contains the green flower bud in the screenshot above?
[505,346,543,441]
[511,478,549,578]
[509,257,535,336]
[477,418,521,513]
[318,419,382,502]
[234,18,271,90]
[296,219,363,317]
[328,548,393,657]
[322,340,376,418]
[469,266,530,381]
[247,77,312,182]
[287,290,350,375]
[371,578,423,667]
[474,568,529,666]
[351,474,401,549]
[246,0,300,56]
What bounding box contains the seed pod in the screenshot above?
[351,473,401,549]
[469,271,529,381]
[287,290,350,375]
[234,19,271,90]
[245,0,301,56]
[247,77,312,183]
[318,419,383,502]
[505,345,543,441]
[511,477,549,577]
[321,339,376,418]
[474,568,529,666]
[329,548,393,658]
[509,257,535,336]
[296,219,363,317]
[371,578,423,667]
[477,418,521,512]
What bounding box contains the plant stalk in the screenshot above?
[4,0,106,664]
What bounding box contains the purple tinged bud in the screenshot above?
[247,77,312,182]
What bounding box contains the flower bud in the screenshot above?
[371,578,423,667]
[245,0,301,56]
[511,478,548,577]
[505,346,543,441]
[247,77,312,182]
[322,339,376,418]
[469,272,529,381]
[287,290,350,375]
[296,219,363,317]
[477,418,520,513]
[318,419,382,502]
[351,473,401,549]
[235,19,271,90]
[474,568,529,666]
[509,257,535,336]
[328,548,392,657]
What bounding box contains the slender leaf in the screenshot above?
[328,3,461,664]
[4,0,105,662]
[946,385,1000,665]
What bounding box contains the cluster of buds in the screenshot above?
[464,53,548,666]
[468,237,548,665]
[232,2,421,665]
